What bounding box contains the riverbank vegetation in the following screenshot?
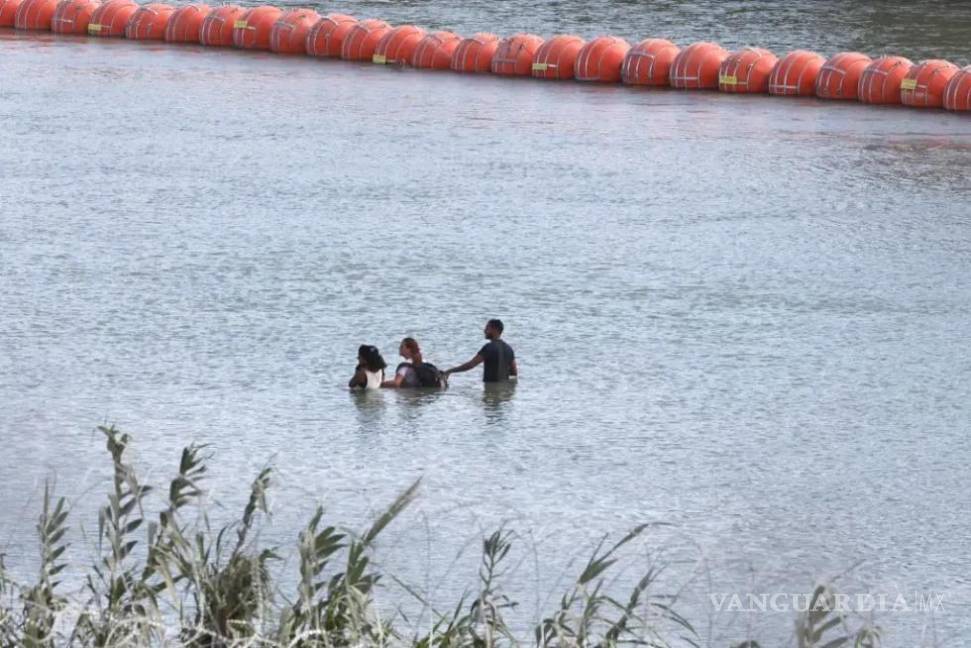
[0,426,882,647]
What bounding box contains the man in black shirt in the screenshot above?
[444,319,518,383]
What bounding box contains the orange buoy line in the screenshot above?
[719,47,777,94]
[126,3,173,40]
[165,4,209,42]
[270,8,318,54]
[491,33,542,76]
[670,42,728,89]
[372,24,424,65]
[51,0,100,34]
[451,32,499,73]
[3,4,968,113]
[198,4,240,46]
[575,36,630,83]
[768,50,824,96]
[621,38,679,86]
[532,34,585,80]
[943,66,971,111]
[412,30,460,69]
[86,0,136,37]
[901,59,958,108]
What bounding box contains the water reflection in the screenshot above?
[349,388,386,427]
[481,381,517,426]
[4,12,971,645]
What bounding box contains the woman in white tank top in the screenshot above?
[348,345,387,390]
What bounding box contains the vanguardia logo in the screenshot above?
[710,592,946,614]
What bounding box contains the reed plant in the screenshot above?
[0,426,884,647]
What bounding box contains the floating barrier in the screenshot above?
[412,30,460,69]
[164,3,209,42]
[269,8,318,54]
[450,32,499,73]
[340,18,389,61]
[372,24,424,65]
[126,3,172,40]
[305,13,355,57]
[51,0,99,33]
[232,5,280,50]
[719,47,777,93]
[14,0,57,30]
[0,0,22,27]
[532,34,584,80]
[4,6,966,115]
[768,50,824,96]
[621,38,679,86]
[858,55,913,105]
[575,36,630,83]
[197,4,240,46]
[900,59,959,108]
[491,33,543,76]
[87,0,136,36]
[670,42,728,89]
[943,66,971,111]
[815,52,872,100]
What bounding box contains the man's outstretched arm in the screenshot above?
[445,354,484,375]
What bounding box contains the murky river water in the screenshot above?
[2,2,971,644]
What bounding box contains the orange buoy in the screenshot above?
[943,66,971,112]
[269,8,319,54]
[14,0,57,30]
[858,55,913,105]
[51,0,99,34]
[450,32,499,73]
[232,5,282,50]
[718,47,778,93]
[531,34,585,80]
[372,24,425,64]
[768,50,824,96]
[815,52,872,100]
[575,36,630,83]
[412,30,461,69]
[125,3,174,40]
[491,33,543,76]
[669,42,728,89]
[900,59,959,108]
[87,0,136,36]
[621,38,679,86]
[305,13,356,57]
[340,18,391,61]
[0,0,23,27]
[164,4,210,42]
[198,4,242,46]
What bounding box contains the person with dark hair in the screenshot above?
[381,337,445,388]
[444,319,517,383]
[349,345,388,390]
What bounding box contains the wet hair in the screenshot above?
[358,345,387,372]
[401,337,424,366]
[486,319,504,334]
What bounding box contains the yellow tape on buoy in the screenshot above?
[232,20,248,29]
[87,23,102,33]
[900,78,918,91]
[719,74,738,86]
[372,54,387,64]
[531,62,548,72]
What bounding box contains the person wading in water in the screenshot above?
[348,344,387,390]
[382,337,445,388]
[444,319,517,383]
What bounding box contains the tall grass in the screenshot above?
[0,426,883,647]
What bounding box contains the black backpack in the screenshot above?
[399,362,444,388]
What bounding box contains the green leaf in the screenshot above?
[364,478,421,544]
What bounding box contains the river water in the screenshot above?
[2,2,971,645]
